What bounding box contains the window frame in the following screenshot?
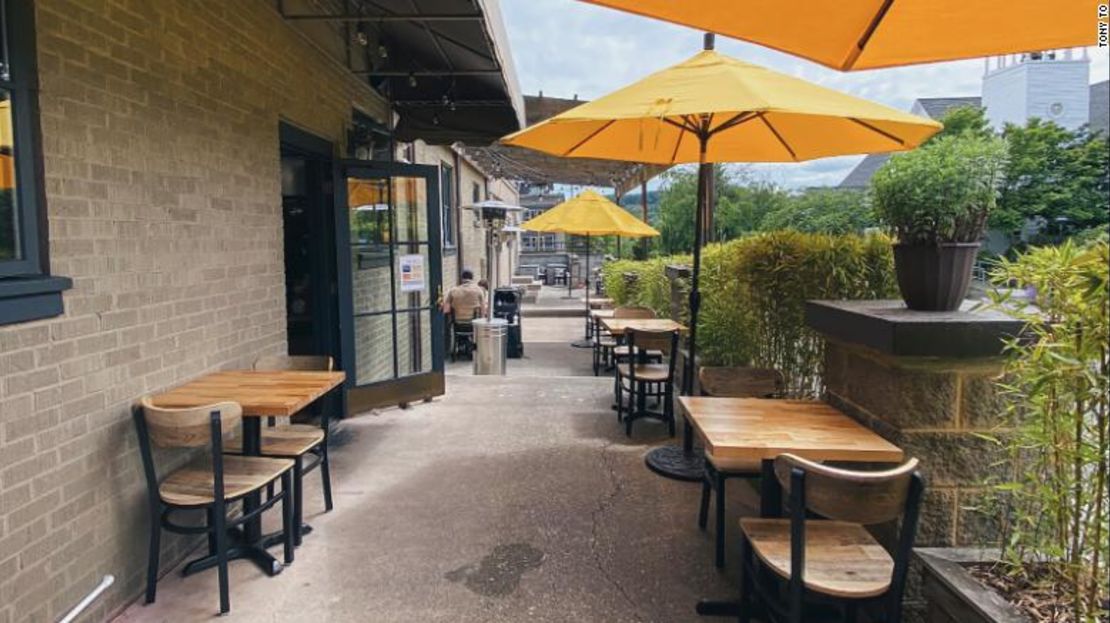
[439,161,456,249]
[0,0,72,325]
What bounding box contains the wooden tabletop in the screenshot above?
[151,370,346,417]
[600,317,687,336]
[679,397,903,463]
[590,309,615,319]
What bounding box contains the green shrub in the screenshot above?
[602,231,897,396]
[986,240,1109,621]
[871,134,1008,245]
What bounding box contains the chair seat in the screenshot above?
[224,427,325,457]
[596,337,618,348]
[618,363,671,382]
[739,518,894,599]
[160,455,294,507]
[706,453,760,474]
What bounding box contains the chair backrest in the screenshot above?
[139,397,242,448]
[253,354,335,372]
[613,306,656,320]
[627,327,680,377]
[699,367,784,398]
[774,454,920,525]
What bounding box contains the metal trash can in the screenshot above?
[473,318,508,375]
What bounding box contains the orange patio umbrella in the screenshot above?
[577,0,1102,71]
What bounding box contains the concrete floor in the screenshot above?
[116,316,753,622]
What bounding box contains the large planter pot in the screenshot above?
[915,548,1030,623]
[893,242,980,311]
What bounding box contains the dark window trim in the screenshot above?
[0,0,72,325]
[439,160,456,249]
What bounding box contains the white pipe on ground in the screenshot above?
[58,575,114,623]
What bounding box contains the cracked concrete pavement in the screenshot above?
[116,316,751,622]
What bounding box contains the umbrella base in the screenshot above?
[645,445,704,482]
[570,339,593,349]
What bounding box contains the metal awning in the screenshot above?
[280,0,523,145]
[458,95,668,196]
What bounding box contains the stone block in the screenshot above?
[960,373,1010,430]
[840,347,958,430]
[898,432,1008,487]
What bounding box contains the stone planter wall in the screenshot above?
[822,340,1011,547]
[807,300,1025,621]
[663,264,691,324]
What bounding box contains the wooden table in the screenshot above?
[679,397,903,516]
[151,370,345,576]
[681,397,904,618]
[600,317,687,336]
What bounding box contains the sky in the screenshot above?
[499,0,1110,190]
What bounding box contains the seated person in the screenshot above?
[442,268,486,322]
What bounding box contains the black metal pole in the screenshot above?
[584,233,591,337]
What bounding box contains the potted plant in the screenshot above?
[870,134,1007,311]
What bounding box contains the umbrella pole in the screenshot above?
[645,130,710,482]
[571,234,594,348]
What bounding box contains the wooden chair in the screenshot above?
[696,366,785,568]
[224,355,335,546]
[135,398,294,615]
[616,327,680,437]
[593,306,656,376]
[738,454,924,623]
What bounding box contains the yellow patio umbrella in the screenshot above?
[521,189,660,344]
[502,42,940,480]
[577,0,1100,71]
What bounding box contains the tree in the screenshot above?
[930,105,993,143]
[994,119,1110,241]
[759,188,875,234]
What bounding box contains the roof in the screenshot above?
[458,94,668,195]
[914,96,982,118]
[839,153,892,188]
[282,0,524,144]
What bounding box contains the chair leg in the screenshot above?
[293,456,304,547]
[715,472,727,568]
[212,503,230,615]
[281,471,295,564]
[320,444,334,513]
[615,375,624,423]
[739,533,753,623]
[698,477,711,530]
[145,505,161,604]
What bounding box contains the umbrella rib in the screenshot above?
[709,111,758,136]
[843,0,896,69]
[669,124,687,162]
[849,117,906,146]
[758,113,797,160]
[563,120,617,157]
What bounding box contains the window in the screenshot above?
[440,162,455,247]
[0,0,71,325]
[472,181,482,204]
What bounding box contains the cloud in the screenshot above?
[501,0,1110,188]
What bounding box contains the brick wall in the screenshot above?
[0,1,388,621]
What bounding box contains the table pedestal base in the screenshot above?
[182,529,282,578]
[644,445,704,482]
[261,523,312,549]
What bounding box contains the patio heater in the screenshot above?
[463,200,523,375]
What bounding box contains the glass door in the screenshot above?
[336,161,444,414]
